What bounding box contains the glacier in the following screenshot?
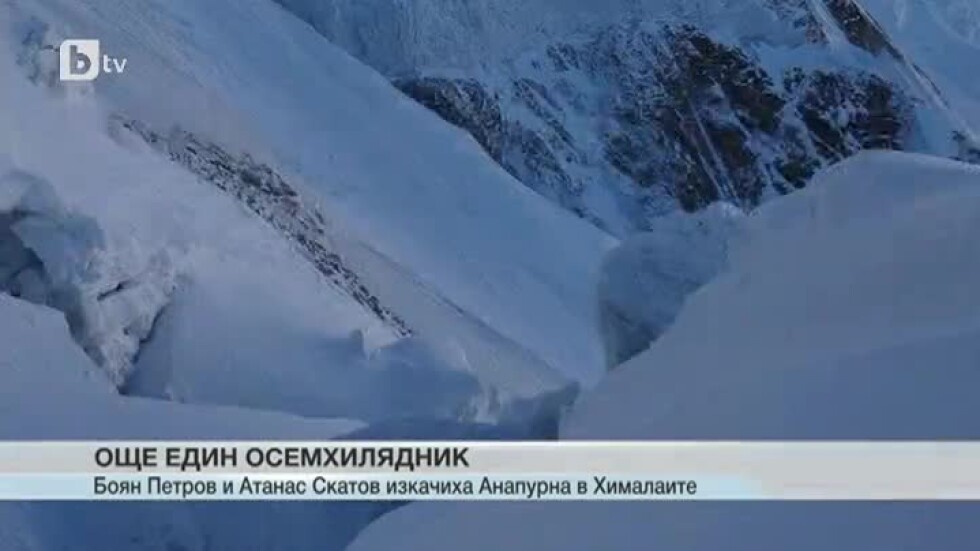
[1,0,615,421]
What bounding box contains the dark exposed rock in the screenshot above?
[502,121,582,210]
[595,24,912,212]
[393,10,940,231]
[118,118,411,336]
[605,24,783,210]
[792,70,910,158]
[395,77,505,160]
[822,0,901,57]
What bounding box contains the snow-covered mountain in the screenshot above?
[3,0,618,417]
[860,0,980,138]
[1,0,978,549]
[1,0,618,546]
[278,0,979,234]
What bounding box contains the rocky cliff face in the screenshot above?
[281,0,976,235]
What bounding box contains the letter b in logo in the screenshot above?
[59,40,101,81]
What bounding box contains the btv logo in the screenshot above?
[59,39,128,81]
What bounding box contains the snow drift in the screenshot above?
[349,151,980,550]
[1,0,615,432]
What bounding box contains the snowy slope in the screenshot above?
[0,28,502,428]
[272,0,659,74]
[348,151,980,550]
[0,293,381,551]
[0,294,365,440]
[566,150,980,439]
[7,0,615,388]
[2,0,615,435]
[0,0,621,547]
[3,0,976,548]
[859,0,980,137]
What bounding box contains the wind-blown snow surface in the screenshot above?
[349,151,980,550]
[0,28,485,425]
[1,0,616,547]
[0,15,429,547]
[90,0,613,386]
[2,0,614,417]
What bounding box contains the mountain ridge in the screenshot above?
[276,0,979,234]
